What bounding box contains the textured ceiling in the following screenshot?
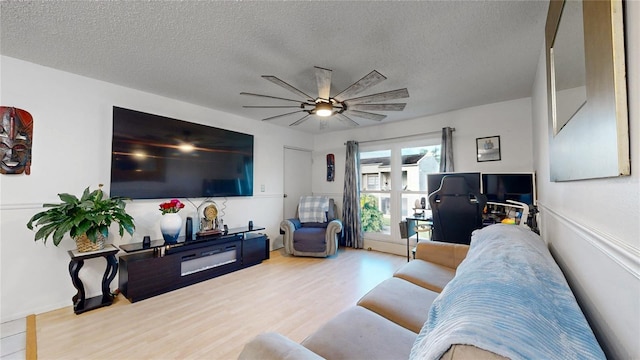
[0,1,549,133]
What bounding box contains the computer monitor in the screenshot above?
[427,172,481,196]
[481,172,536,205]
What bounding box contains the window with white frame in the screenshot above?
[359,138,441,242]
[366,174,380,190]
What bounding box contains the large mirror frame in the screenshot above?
[545,0,630,181]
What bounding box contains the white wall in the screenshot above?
[530,2,639,358]
[0,56,313,322]
[312,97,534,254]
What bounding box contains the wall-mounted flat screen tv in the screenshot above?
[110,107,253,199]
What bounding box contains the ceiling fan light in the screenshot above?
[178,143,196,153]
[315,103,333,117]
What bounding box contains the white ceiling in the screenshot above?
[0,1,549,133]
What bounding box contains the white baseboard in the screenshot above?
[363,238,413,259]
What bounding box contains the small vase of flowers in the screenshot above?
[159,199,185,243]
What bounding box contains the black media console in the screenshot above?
[118,227,268,302]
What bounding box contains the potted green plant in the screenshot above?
[27,184,135,252]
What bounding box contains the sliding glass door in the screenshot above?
[360,138,441,244]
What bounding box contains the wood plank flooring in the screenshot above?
[36,248,406,359]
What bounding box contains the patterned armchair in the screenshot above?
[281,196,343,257]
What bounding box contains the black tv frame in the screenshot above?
[110,106,254,199]
[481,172,536,206]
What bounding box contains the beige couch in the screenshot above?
[240,224,605,359]
[239,241,505,360]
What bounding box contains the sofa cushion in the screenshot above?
[415,241,469,269]
[238,332,325,360]
[440,344,507,360]
[298,196,329,223]
[301,222,328,228]
[293,227,327,252]
[301,306,417,360]
[357,277,440,333]
[393,259,455,292]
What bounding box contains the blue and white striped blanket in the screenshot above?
[410,224,605,360]
[298,196,329,223]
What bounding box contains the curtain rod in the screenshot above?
[345,128,455,145]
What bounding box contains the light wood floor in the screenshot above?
[36,248,406,359]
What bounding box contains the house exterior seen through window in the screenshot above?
[366,174,380,190]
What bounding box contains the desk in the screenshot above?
[402,215,433,261]
[67,245,119,314]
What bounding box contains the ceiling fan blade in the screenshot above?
[348,103,406,111]
[335,113,359,127]
[240,92,309,104]
[289,114,311,126]
[315,66,332,100]
[345,110,387,121]
[343,88,410,105]
[243,105,304,109]
[261,110,306,122]
[262,76,314,101]
[333,70,387,102]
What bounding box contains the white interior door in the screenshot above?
[283,147,312,220]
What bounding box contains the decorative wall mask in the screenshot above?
[0,107,33,175]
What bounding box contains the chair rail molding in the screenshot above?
[313,192,343,197]
[0,203,43,211]
[538,202,640,279]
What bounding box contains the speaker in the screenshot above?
[420,197,426,209]
[142,235,151,248]
[185,217,193,241]
[248,220,253,230]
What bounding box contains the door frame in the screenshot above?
[282,145,313,224]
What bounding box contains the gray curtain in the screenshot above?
[342,141,363,249]
[439,127,455,172]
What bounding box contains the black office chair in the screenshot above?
[428,175,487,245]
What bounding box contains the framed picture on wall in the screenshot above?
[476,136,501,162]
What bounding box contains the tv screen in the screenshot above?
[110,107,253,199]
[427,172,481,195]
[481,173,535,205]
